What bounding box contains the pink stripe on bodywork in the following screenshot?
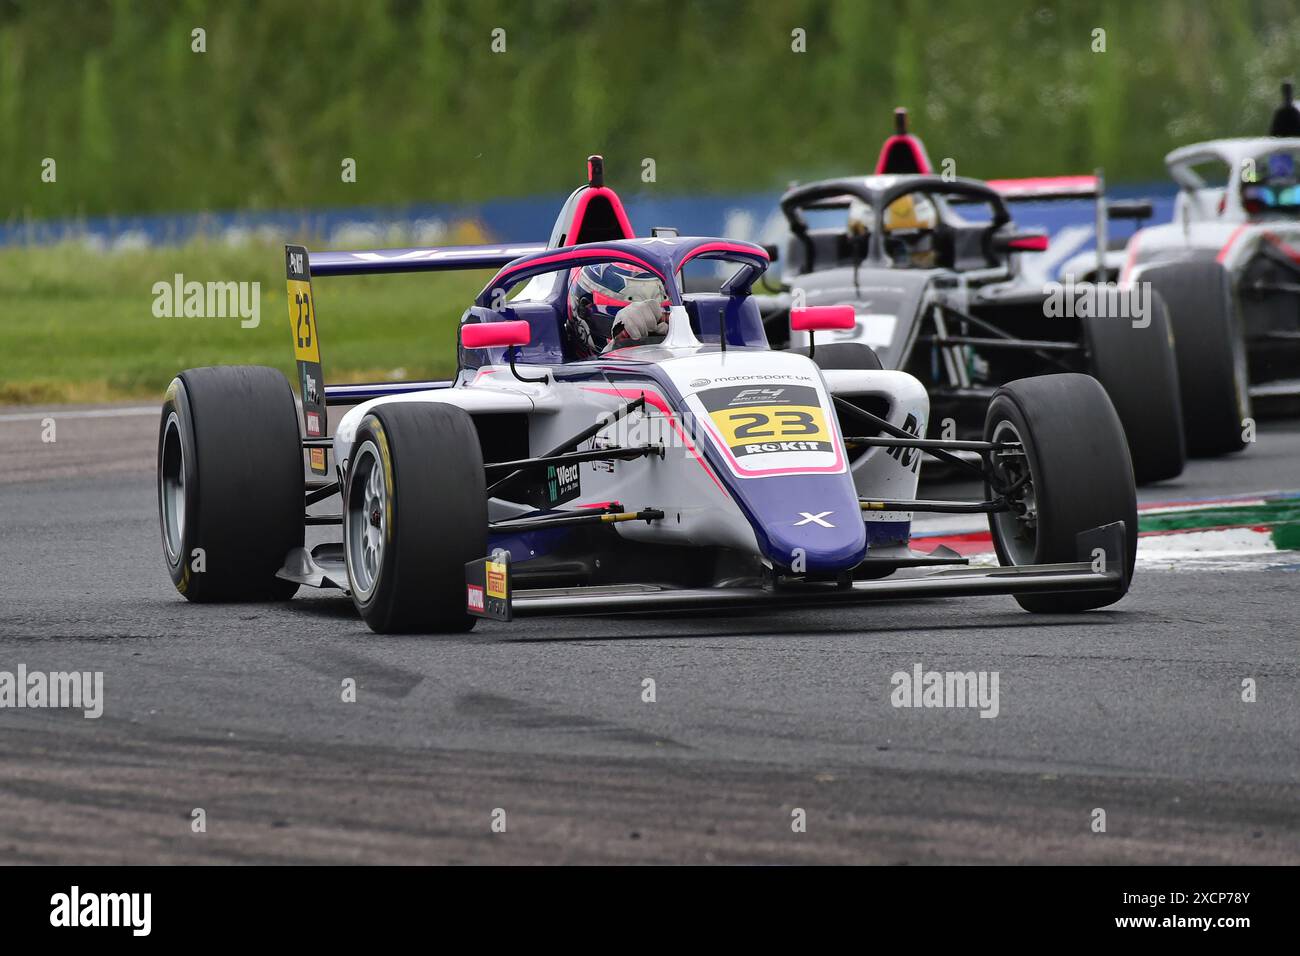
[580,385,728,497]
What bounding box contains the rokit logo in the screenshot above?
[50,886,151,936]
[886,413,922,473]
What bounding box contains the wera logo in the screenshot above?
[50,886,151,936]
[546,462,580,503]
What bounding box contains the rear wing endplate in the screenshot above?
[285,244,329,475]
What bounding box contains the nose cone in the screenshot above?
[734,473,867,573]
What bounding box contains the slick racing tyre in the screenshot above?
[1140,260,1250,457]
[1083,287,1186,484]
[983,373,1137,613]
[343,403,487,634]
[158,366,303,601]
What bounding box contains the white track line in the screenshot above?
[0,406,157,423]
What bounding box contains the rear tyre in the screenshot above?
[1140,260,1250,456]
[983,373,1137,613]
[158,366,303,602]
[344,403,487,634]
[1083,287,1186,484]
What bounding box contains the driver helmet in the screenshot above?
[882,193,938,267]
[847,197,873,238]
[568,262,666,323]
[565,262,667,357]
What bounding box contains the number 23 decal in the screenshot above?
[728,409,819,439]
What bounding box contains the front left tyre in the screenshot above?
[343,402,487,634]
[158,366,303,601]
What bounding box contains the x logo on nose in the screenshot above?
[795,511,834,527]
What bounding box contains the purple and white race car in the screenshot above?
[156,158,1136,633]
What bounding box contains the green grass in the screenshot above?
[0,241,492,404]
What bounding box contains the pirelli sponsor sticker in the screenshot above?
[486,559,508,599]
[465,554,512,621]
[697,384,832,456]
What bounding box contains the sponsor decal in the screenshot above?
[698,373,814,385]
[886,412,922,473]
[465,554,512,621]
[300,367,322,412]
[521,457,582,507]
[486,560,508,599]
[466,584,485,612]
[690,378,710,388]
[794,511,835,527]
[697,384,832,457]
[547,462,581,504]
[309,447,326,472]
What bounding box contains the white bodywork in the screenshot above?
[333,306,929,556]
[1062,137,1300,280]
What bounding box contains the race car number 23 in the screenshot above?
[698,385,832,456]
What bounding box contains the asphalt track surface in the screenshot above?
[0,404,1297,864]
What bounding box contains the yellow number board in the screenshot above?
[697,384,832,457]
[287,279,319,364]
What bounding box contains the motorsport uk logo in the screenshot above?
[0,665,103,718]
[49,887,151,936]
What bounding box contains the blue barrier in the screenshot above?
[1,185,1176,280]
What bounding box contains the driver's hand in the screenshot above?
[613,299,669,340]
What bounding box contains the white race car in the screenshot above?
[157,158,1136,632]
[1062,83,1300,454]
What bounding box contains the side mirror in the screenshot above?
[991,230,1048,254]
[461,320,543,383]
[790,305,855,332]
[1108,199,1153,221]
[461,320,531,350]
[791,306,854,360]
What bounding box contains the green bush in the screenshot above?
[3,0,1298,220]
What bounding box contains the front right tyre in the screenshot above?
[984,373,1137,613]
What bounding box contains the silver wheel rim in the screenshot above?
[346,440,386,601]
[160,412,186,563]
[989,419,1038,565]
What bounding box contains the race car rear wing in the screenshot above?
[975,171,1153,274]
[285,240,507,468]
[985,174,1100,202]
[307,242,547,277]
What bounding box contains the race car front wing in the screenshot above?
[465,522,1127,621]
